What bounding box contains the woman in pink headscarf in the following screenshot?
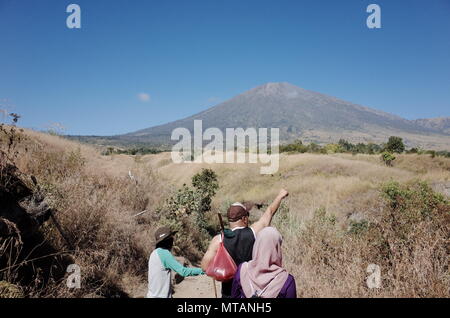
[231,227,296,298]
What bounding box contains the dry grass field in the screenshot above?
[1,127,449,297]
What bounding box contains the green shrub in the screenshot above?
[307,143,321,153]
[348,220,369,235]
[158,169,219,261]
[101,147,164,156]
[382,180,447,222]
[324,143,342,154]
[381,151,396,166]
[426,150,436,158]
[280,140,307,153]
[192,168,219,214]
[313,207,337,226]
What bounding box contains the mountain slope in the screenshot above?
[412,117,450,134]
[80,82,450,149]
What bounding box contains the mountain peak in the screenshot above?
[246,82,305,98]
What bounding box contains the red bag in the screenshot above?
[206,233,237,282]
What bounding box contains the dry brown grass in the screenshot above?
[138,150,449,297]
[274,181,449,298]
[1,127,170,297]
[139,152,449,222]
[2,126,449,297]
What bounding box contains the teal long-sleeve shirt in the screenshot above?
[156,248,204,277]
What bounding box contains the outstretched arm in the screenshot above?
[251,189,289,234]
[157,249,204,277]
[200,235,220,272]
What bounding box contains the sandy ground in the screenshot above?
[132,274,221,298]
[173,275,221,298]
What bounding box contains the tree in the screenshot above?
[367,143,381,154]
[308,142,322,153]
[385,136,405,153]
[338,139,354,152]
[355,143,368,154]
[280,140,307,153]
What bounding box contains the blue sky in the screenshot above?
[1,0,449,135]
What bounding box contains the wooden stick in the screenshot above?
[217,213,225,232]
[133,210,149,217]
[212,278,218,298]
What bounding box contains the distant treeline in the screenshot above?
[280,137,450,158]
[102,147,166,156]
[101,137,450,158]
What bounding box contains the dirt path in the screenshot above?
[173,275,221,298]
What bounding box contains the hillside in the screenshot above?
[0,126,169,298]
[75,82,450,150]
[2,127,449,298]
[413,117,450,134]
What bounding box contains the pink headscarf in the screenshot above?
[240,227,289,298]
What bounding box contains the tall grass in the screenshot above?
[2,126,449,297]
[273,181,449,297]
[1,126,169,297]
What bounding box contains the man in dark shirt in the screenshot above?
[201,189,289,298]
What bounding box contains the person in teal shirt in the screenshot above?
[147,227,204,298]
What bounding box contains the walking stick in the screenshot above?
[212,278,218,298]
[218,213,225,232]
[212,213,225,299]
